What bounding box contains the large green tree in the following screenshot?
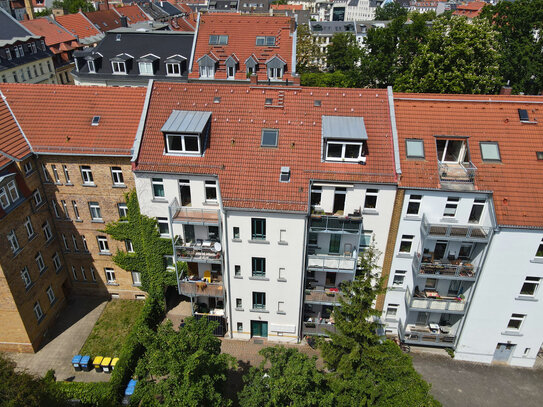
[394,16,503,94]
[238,347,333,407]
[132,318,236,406]
[52,0,94,14]
[296,23,323,73]
[326,32,361,72]
[104,190,179,299]
[374,2,408,21]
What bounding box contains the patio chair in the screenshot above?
[203,270,211,283]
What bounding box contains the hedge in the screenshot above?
[55,382,114,407]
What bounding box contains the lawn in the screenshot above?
[79,299,145,357]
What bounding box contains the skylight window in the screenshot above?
[537,152,543,160]
[261,129,278,147]
[405,139,425,159]
[214,97,221,104]
[116,34,121,41]
[265,98,273,105]
[518,109,530,122]
[91,116,100,126]
[480,142,501,162]
[256,36,276,46]
[209,35,228,45]
[280,167,290,183]
[314,100,321,107]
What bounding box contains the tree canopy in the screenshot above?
[296,23,323,73]
[52,0,94,14]
[374,2,408,21]
[326,32,361,72]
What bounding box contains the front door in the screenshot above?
[434,241,448,260]
[329,234,341,254]
[493,343,515,363]
[251,320,268,338]
[333,189,346,214]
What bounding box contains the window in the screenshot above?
[132,272,141,286]
[443,197,459,217]
[97,236,109,253]
[112,61,126,74]
[82,236,88,252]
[236,298,242,309]
[35,252,45,273]
[89,202,102,221]
[520,277,540,297]
[209,35,228,45]
[405,139,425,159]
[58,200,68,218]
[33,189,42,207]
[111,167,124,185]
[157,218,170,236]
[60,165,70,184]
[71,201,80,220]
[33,302,43,321]
[267,67,283,80]
[166,63,181,76]
[80,266,88,280]
[208,226,218,240]
[279,229,286,242]
[279,167,290,183]
[105,268,116,283]
[205,180,217,201]
[152,178,165,198]
[278,267,286,280]
[72,235,79,251]
[518,109,530,122]
[252,292,266,309]
[24,216,34,238]
[227,64,235,79]
[399,235,414,253]
[468,199,485,224]
[258,128,279,148]
[52,252,61,272]
[6,49,11,60]
[386,304,399,319]
[311,186,322,207]
[256,36,275,46]
[364,189,378,209]
[7,230,19,253]
[506,313,525,331]
[233,227,240,239]
[71,266,78,280]
[80,166,94,185]
[480,142,501,162]
[46,286,56,304]
[62,234,69,251]
[179,179,192,206]
[392,270,406,287]
[0,186,9,209]
[24,161,33,175]
[184,224,195,243]
[87,59,96,73]
[41,164,50,182]
[166,134,201,154]
[118,203,128,218]
[51,165,60,183]
[139,62,154,75]
[237,322,243,332]
[407,194,422,215]
[31,42,37,53]
[6,180,18,202]
[235,265,241,277]
[325,140,364,161]
[125,239,134,253]
[90,266,96,281]
[251,218,266,240]
[21,267,32,288]
[252,257,266,277]
[42,221,52,241]
[425,278,437,289]
[199,65,215,79]
[52,200,60,217]
[308,232,318,246]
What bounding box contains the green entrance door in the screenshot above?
[251,320,268,338]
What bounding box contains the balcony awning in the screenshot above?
[322,115,367,140]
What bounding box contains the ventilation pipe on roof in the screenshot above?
[121,16,128,28]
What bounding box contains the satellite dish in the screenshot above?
[213,242,222,252]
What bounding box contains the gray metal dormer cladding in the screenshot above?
[321,116,368,163]
[265,55,286,70]
[245,54,258,72]
[225,54,239,69]
[83,51,103,71]
[161,110,212,156]
[197,53,218,69]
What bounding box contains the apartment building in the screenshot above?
[132,81,398,342]
[0,83,147,300]
[0,93,69,353]
[382,92,543,367]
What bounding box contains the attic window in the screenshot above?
[280,167,290,183]
[480,142,501,162]
[209,35,228,45]
[91,116,100,126]
[314,100,321,107]
[405,139,425,159]
[213,97,221,103]
[537,152,543,160]
[265,98,273,105]
[256,36,276,46]
[518,109,530,122]
[261,129,278,147]
[116,34,121,41]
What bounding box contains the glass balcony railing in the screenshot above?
[421,214,491,242]
[405,287,467,314]
[307,252,357,273]
[309,216,362,234]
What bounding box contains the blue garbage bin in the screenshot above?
[80,355,91,371]
[72,355,82,371]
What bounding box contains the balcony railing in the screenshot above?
[405,287,467,314]
[421,214,491,241]
[307,252,357,273]
[302,321,337,336]
[309,215,362,234]
[304,289,343,305]
[438,161,477,184]
[169,198,220,225]
[412,255,477,280]
[398,319,456,347]
[178,280,224,298]
[175,241,222,264]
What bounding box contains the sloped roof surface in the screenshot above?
[114,4,151,23]
[21,17,78,47]
[0,84,146,156]
[84,9,124,32]
[0,7,32,41]
[135,83,396,212]
[0,93,31,168]
[395,93,543,228]
[55,12,103,40]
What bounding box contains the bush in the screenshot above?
[54,382,114,407]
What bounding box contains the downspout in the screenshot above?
[387,86,401,181]
[188,13,200,74]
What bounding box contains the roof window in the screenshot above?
[209,35,228,45]
[213,97,221,104]
[314,100,321,107]
[265,98,273,105]
[537,152,543,160]
[479,142,501,162]
[405,139,425,159]
[261,129,278,147]
[91,116,100,126]
[518,109,530,122]
[256,36,276,46]
[116,34,121,41]
[280,167,290,183]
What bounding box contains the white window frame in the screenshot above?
[0,186,9,209]
[405,139,425,159]
[24,216,34,238]
[71,266,78,280]
[82,235,88,252]
[52,200,60,217]
[42,221,52,241]
[72,234,79,251]
[443,197,460,217]
[21,267,32,288]
[166,62,181,76]
[46,285,56,304]
[52,252,61,272]
[80,166,94,185]
[63,165,71,183]
[51,165,60,183]
[165,134,201,154]
[6,180,18,202]
[90,266,96,281]
[35,252,45,273]
[267,66,283,80]
[118,203,128,218]
[399,235,414,254]
[72,200,80,220]
[125,239,134,253]
[364,189,378,209]
[7,230,19,253]
[131,271,141,286]
[111,61,126,74]
[157,218,170,237]
[97,236,110,253]
[41,163,50,182]
[199,65,215,79]
[33,189,42,207]
[139,61,154,75]
[80,266,87,281]
[89,202,102,221]
[325,140,364,162]
[392,270,406,288]
[519,277,540,297]
[111,167,124,185]
[105,268,116,284]
[506,313,525,331]
[61,200,69,218]
[33,301,43,321]
[151,178,165,199]
[385,303,399,320]
[87,60,96,73]
[205,180,217,202]
[62,234,69,251]
[227,64,235,79]
[406,194,422,216]
[480,141,501,162]
[23,161,33,175]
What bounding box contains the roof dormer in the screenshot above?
[110,53,133,75]
[225,54,239,80]
[161,110,212,156]
[245,54,259,75]
[322,116,368,164]
[265,55,286,81]
[197,53,218,79]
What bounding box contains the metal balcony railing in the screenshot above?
[438,161,477,183]
[398,319,456,347]
[178,280,224,298]
[405,287,467,314]
[412,255,477,279]
[307,252,357,273]
[304,289,343,305]
[169,198,220,225]
[421,214,491,241]
[309,215,362,234]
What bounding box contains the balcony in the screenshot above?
[175,240,222,264]
[307,252,357,273]
[412,255,477,280]
[398,319,456,348]
[302,321,337,337]
[178,280,224,298]
[309,215,362,234]
[304,289,343,305]
[421,214,491,242]
[438,161,477,184]
[169,198,220,226]
[405,287,467,314]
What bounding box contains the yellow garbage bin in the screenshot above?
[93,356,104,372]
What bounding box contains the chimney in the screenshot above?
[250,74,258,85]
[121,16,128,27]
[499,86,512,95]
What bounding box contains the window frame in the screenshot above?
[7,180,18,202]
[118,203,128,218]
[325,140,364,162]
[89,201,102,221]
[21,267,32,288]
[35,252,45,273]
[385,303,399,319]
[209,35,228,45]
[165,133,201,154]
[24,216,34,238]
[405,139,425,159]
[97,236,110,253]
[261,129,279,147]
[87,59,96,73]
[23,161,33,175]
[42,221,52,241]
[7,229,19,253]
[364,189,378,209]
[0,186,9,209]
[267,66,283,80]
[406,194,422,216]
[480,141,501,162]
[166,62,181,76]
[51,165,60,183]
[252,257,266,277]
[252,291,266,310]
[111,61,127,74]
[33,301,43,321]
[443,197,460,218]
[519,277,540,297]
[506,313,525,331]
[52,252,61,272]
[138,61,154,75]
[72,200,80,220]
[111,167,124,185]
[46,285,56,304]
[80,165,94,185]
[152,178,165,199]
[256,36,276,46]
[399,235,414,254]
[62,234,69,251]
[251,218,266,240]
[33,189,42,207]
[132,271,142,286]
[105,268,116,284]
[63,165,71,183]
[205,180,217,202]
[392,270,406,288]
[157,217,170,236]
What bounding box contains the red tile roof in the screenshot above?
[0,84,146,157]
[170,16,196,32]
[189,14,295,82]
[135,83,396,212]
[0,92,31,169]
[270,4,303,10]
[84,9,124,32]
[114,4,150,24]
[453,1,485,18]
[55,12,103,40]
[394,93,543,228]
[20,17,78,47]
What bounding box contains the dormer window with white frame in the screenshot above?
[161,110,211,156]
[166,63,181,76]
[139,62,154,75]
[197,54,217,79]
[137,53,159,76]
[87,59,96,73]
[112,61,126,74]
[265,55,286,81]
[225,55,238,80]
[166,134,200,154]
[322,116,368,163]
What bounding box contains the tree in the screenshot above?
[300,71,359,88]
[52,0,94,14]
[326,32,361,72]
[296,23,323,73]
[238,347,333,407]
[132,318,236,406]
[104,190,180,299]
[374,2,408,21]
[394,16,503,94]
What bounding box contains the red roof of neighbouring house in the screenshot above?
[0,92,31,169]
[394,93,543,228]
[0,84,146,157]
[114,4,151,24]
[134,82,396,212]
[170,16,196,31]
[453,1,486,19]
[20,17,79,47]
[270,4,303,10]
[55,12,103,40]
[189,13,295,82]
[84,9,124,32]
